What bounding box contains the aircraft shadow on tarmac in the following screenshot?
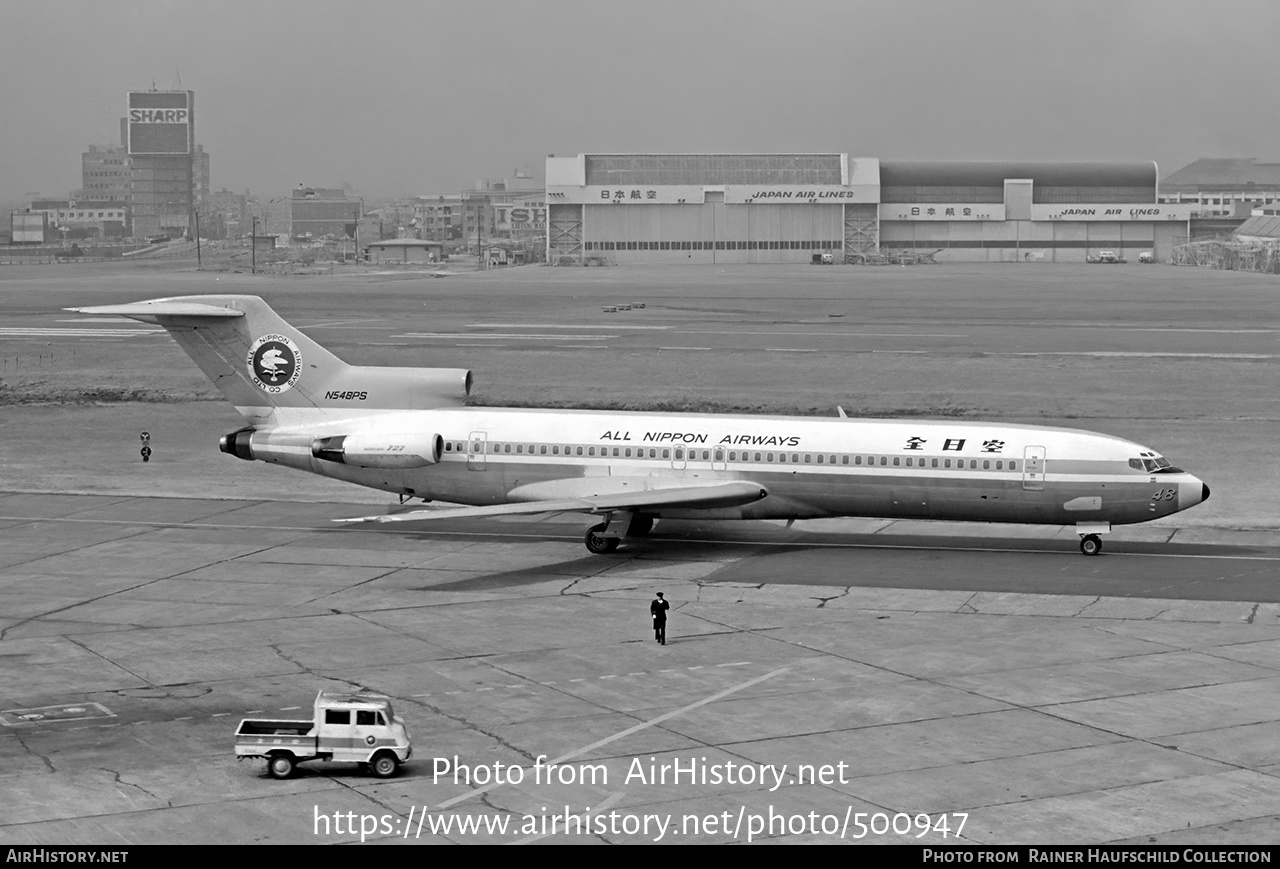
[388,519,1279,601]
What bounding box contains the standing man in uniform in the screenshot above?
[650,591,669,645]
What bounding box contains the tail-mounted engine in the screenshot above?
[219,427,256,461]
[311,432,444,469]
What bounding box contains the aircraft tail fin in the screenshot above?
[67,295,471,426]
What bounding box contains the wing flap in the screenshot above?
[333,480,768,526]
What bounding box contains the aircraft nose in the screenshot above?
[1179,478,1209,508]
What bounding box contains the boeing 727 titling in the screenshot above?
[71,295,1209,555]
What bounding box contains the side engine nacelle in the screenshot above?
[310,432,444,469]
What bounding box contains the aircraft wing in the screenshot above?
[333,480,768,525]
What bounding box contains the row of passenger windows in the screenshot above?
[443,441,1018,471]
[584,240,842,251]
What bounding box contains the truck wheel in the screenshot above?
[371,753,399,779]
[267,754,295,779]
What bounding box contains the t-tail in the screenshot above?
[67,295,472,430]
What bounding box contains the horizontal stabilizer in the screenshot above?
[334,480,769,525]
[66,301,245,323]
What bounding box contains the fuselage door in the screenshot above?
[1022,445,1046,491]
[712,448,727,471]
[468,431,487,471]
[671,446,688,470]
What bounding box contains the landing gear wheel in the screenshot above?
[585,523,620,554]
[267,754,295,779]
[626,515,654,538]
[1079,534,1102,556]
[371,753,399,779]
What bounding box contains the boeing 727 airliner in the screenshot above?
[70,295,1209,556]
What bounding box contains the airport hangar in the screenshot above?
[544,154,1196,264]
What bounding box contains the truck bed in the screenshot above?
[236,719,314,737]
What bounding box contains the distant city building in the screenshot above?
[10,210,49,244]
[1160,158,1280,217]
[290,187,361,239]
[78,143,133,235]
[492,191,546,243]
[126,89,203,239]
[70,93,210,240]
[416,195,463,242]
[460,173,544,249]
[366,200,419,240]
[28,199,129,240]
[365,238,445,264]
[363,195,465,243]
[355,215,385,244]
[80,144,132,204]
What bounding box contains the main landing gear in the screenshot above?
[1079,534,1102,556]
[585,523,619,554]
[584,512,654,554]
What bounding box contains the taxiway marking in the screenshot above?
[995,351,1277,359]
[434,666,789,810]
[469,324,669,330]
[393,332,618,341]
[1118,328,1276,334]
[679,330,966,338]
[0,328,160,337]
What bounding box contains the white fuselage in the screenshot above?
[246,407,1207,528]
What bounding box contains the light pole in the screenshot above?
[251,216,257,275]
[247,195,285,238]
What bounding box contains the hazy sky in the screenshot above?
[2,0,1277,206]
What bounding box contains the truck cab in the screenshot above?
[235,690,412,779]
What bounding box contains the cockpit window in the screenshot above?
[1132,456,1182,473]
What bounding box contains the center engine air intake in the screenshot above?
[311,432,444,469]
[219,427,256,461]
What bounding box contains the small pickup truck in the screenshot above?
[235,690,412,779]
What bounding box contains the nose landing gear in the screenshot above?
[1079,534,1102,556]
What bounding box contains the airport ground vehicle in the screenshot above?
[234,691,411,779]
[1088,250,1125,264]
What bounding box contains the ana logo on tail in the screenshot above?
[247,334,302,393]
